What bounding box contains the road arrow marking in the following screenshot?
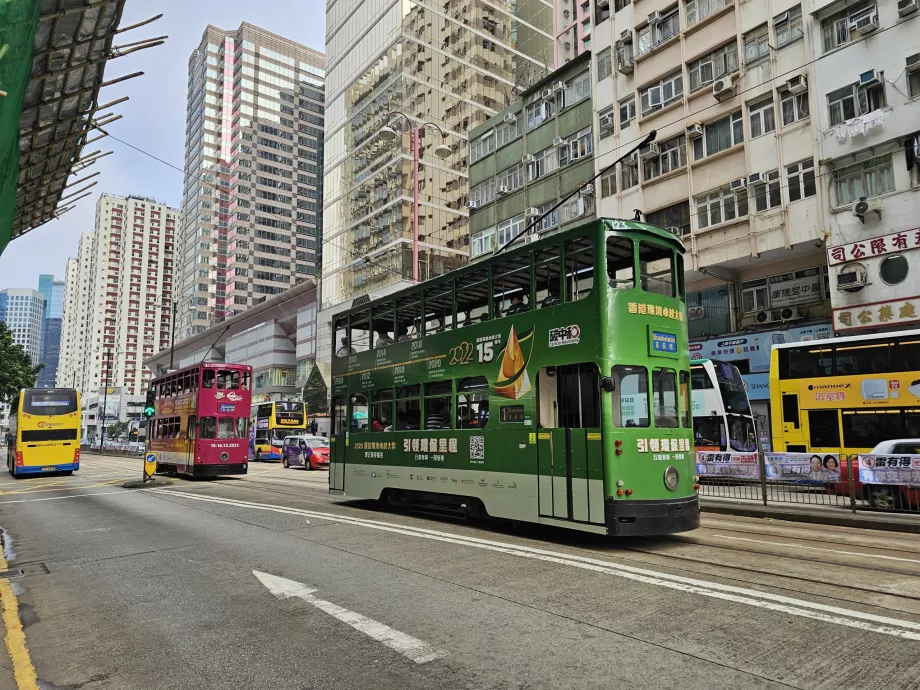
[253,571,447,664]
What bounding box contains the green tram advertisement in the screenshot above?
[329,219,698,536]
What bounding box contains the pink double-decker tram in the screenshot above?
[148,363,253,477]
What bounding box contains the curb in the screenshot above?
[122,478,172,489]
[701,501,920,534]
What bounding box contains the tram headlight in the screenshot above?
[663,466,679,491]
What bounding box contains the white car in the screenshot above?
[864,439,920,510]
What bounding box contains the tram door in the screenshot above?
[536,364,605,524]
[329,396,347,492]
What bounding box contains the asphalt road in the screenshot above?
[2,454,920,689]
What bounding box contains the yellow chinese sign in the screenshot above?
[833,296,920,331]
[627,303,684,321]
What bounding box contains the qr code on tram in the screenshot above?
[470,436,485,460]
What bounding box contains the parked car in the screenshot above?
[281,435,330,470]
[830,439,920,510]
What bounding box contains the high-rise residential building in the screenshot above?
[318,0,555,361]
[59,194,179,396]
[0,288,46,362]
[57,234,94,389]
[178,23,326,341]
[36,273,66,387]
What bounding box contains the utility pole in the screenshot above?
[98,345,113,453]
[169,299,177,370]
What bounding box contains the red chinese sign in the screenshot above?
[827,228,920,266]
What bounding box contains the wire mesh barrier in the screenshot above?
[696,451,920,515]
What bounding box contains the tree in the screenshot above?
[106,421,130,441]
[0,322,42,404]
[302,363,328,415]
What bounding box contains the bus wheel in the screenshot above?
[869,486,901,511]
[62,471,74,476]
[255,450,262,462]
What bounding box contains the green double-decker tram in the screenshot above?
[329,218,699,536]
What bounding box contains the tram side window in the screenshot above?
[611,365,649,427]
[652,368,679,428]
[236,417,248,439]
[606,237,635,289]
[333,317,351,356]
[424,381,453,430]
[676,254,686,302]
[396,292,422,341]
[534,246,562,309]
[638,242,674,297]
[332,396,347,435]
[396,385,421,431]
[784,347,833,379]
[494,253,532,316]
[371,389,393,432]
[350,311,371,353]
[457,377,489,429]
[350,393,369,432]
[203,370,216,388]
[834,343,893,375]
[679,371,691,428]
[456,268,491,326]
[373,302,396,347]
[200,417,217,439]
[565,237,595,302]
[425,281,455,335]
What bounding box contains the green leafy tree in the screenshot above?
[302,363,328,415]
[0,321,42,404]
[106,421,130,440]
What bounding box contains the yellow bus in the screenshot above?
[5,388,82,477]
[249,400,306,461]
[770,328,920,455]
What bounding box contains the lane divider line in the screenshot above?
[713,534,920,566]
[147,489,920,640]
[0,546,39,689]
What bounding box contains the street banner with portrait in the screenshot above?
[858,455,920,485]
[764,452,841,483]
[695,452,760,478]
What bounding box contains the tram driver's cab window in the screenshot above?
[535,246,562,309]
[457,267,491,326]
[611,365,649,427]
[606,237,635,289]
[217,418,235,439]
[639,242,674,297]
[565,237,595,302]
[199,417,217,439]
[350,311,371,353]
[494,254,532,317]
[652,368,679,428]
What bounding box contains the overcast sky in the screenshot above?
[0,0,325,291]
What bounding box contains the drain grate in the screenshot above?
[0,562,50,579]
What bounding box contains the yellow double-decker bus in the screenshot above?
[249,400,306,461]
[5,388,82,477]
[770,329,920,454]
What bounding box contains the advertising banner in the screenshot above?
[832,296,920,332]
[764,452,841,483]
[858,454,920,485]
[695,452,760,478]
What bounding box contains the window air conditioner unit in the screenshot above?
[503,112,517,123]
[599,113,615,130]
[859,69,881,87]
[849,13,879,37]
[466,201,479,209]
[712,75,735,101]
[618,56,635,74]
[780,307,801,322]
[541,88,554,100]
[524,233,539,244]
[786,75,808,95]
[640,142,660,159]
[907,53,920,72]
[648,10,662,24]
[522,153,536,163]
[553,136,567,148]
[665,226,682,237]
[686,123,703,138]
[748,172,768,186]
[729,178,747,193]
[754,310,775,325]
[552,81,566,91]
[496,184,510,196]
[836,263,868,290]
[620,30,632,42]
[525,207,540,217]
[581,183,595,195]
[625,152,639,166]
[899,0,919,17]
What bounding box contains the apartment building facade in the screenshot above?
[57,233,93,389]
[0,288,46,362]
[179,23,325,341]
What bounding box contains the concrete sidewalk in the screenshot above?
[701,496,920,534]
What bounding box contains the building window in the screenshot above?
[646,200,691,237]
[748,97,775,138]
[564,71,591,107]
[834,155,894,206]
[693,110,743,160]
[561,195,593,224]
[495,119,522,148]
[822,2,877,53]
[598,106,614,140]
[496,163,524,193]
[827,81,885,126]
[743,25,770,64]
[619,95,636,129]
[561,127,593,165]
[469,178,495,206]
[780,88,809,125]
[774,5,803,48]
[686,0,731,27]
[654,8,681,46]
[695,187,748,230]
[600,168,617,197]
[497,215,525,246]
[640,71,683,115]
[637,24,651,54]
[642,135,686,182]
[597,48,613,81]
[621,160,639,190]
[786,159,816,202]
[753,170,781,213]
[527,146,560,181]
[471,228,495,258]
[688,42,739,93]
[910,64,920,98]
[741,280,769,313]
[879,255,909,286]
[525,99,553,131]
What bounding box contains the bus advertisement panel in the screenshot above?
[6,388,81,476]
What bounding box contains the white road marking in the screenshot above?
[148,489,920,641]
[253,570,446,664]
[713,533,920,565]
[0,489,128,504]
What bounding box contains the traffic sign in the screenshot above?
[144,451,158,481]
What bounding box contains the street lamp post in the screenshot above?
[378,113,452,284]
[98,345,113,453]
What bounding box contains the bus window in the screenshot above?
[694,417,725,449]
[606,237,635,289]
[350,394,369,432]
[331,396,347,435]
[611,365,649,427]
[638,242,674,297]
[834,343,893,375]
[333,317,350,357]
[457,377,489,429]
[494,254,532,316]
[217,418,235,439]
[729,416,757,452]
[189,416,197,441]
[652,368,679,428]
[396,292,422,341]
[535,246,562,309]
[904,410,920,437]
[565,237,594,302]
[784,347,832,378]
[236,417,248,439]
[782,394,800,428]
[200,417,217,439]
[679,371,691,428]
[457,267,491,326]
[373,302,396,347]
[350,311,371,353]
[424,381,453,430]
[396,385,421,431]
[899,338,920,371]
[842,410,900,449]
[424,281,454,335]
[808,410,840,448]
[203,370,216,388]
[371,389,393,432]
